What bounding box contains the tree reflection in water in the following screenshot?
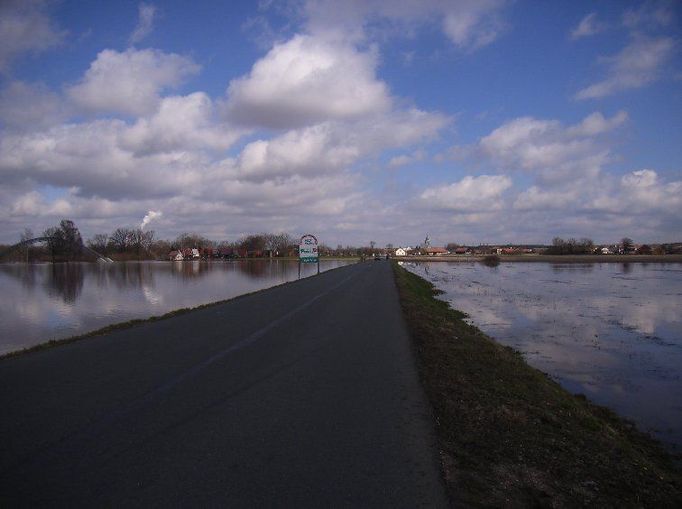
[409,261,682,451]
[45,263,84,304]
[0,259,353,356]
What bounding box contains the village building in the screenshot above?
[424,247,448,256]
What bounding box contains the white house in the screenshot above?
[191,248,200,259]
[395,247,408,256]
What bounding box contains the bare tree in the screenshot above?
[109,228,133,252]
[621,237,634,254]
[20,228,33,263]
[175,232,212,249]
[239,234,267,252]
[546,237,594,255]
[141,229,155,253]
[87,234,109,253]
[150,238,171,259]
[119,228,155,257]
[265,233,294,255]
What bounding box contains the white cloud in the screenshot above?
[513,185,578,211]
[570,12,605,40]
[566,111,629,137]
[0,119,210,199]
[440,0,507,50]
[623,1,676,30]
[0,19,451,246]
[130,3,157,44]
[615,169,682,212]
[479,111,627,184]
[236,109,448,180]
[237,124,354,179]
[224,34,391,128]
[301,0,509,50]
[388,150,425,168]
[0,81,67,131]
[0,0,66,72]
[420,175,512,211]
[575,35,676,100]
[68,48,200,117]
[514,169,682,219]
[119,92,242,155]
[418,113,681,242]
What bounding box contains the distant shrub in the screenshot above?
[545,237,594,255]
[482,254,500,267]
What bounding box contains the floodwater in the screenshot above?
[406,261,682,451]
[0,260,353,356]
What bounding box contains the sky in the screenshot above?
[0,0,680,248]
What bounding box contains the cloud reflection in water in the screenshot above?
[409,261,682,451]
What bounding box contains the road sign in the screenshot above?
[299,234,319,263]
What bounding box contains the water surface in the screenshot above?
[1,260,353,355]
[406,261,682,451]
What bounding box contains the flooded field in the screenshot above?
[0,260,353,355]
[406,261,682,451]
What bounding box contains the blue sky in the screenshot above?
[0,0,680,247]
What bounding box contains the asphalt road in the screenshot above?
[0,261,448,507]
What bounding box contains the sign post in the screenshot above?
[299,234,320,276]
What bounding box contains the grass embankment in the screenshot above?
[393,263,682,507]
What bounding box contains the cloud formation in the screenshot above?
[237,109,447,181]
[571,12,605,39]
[0,81,66,130]
[0,1,679,246]
[130,3,157,45]
[575,36,676,100]
[68,48,200,117]
[479,111,628,183]
[0,0,66,72]
[224,35,391,128]
[421,175,512,211]
[301,0,509,50]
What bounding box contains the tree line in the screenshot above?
[5,219,679,262]
[3,220,370,262]
[544,237,596,255]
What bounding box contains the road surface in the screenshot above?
[0,261,447,507]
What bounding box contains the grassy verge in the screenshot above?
[393,263,681,507]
